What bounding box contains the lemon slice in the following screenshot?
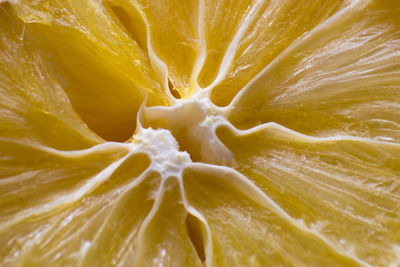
[1,0,400,266]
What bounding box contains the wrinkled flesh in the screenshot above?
[1,0,400,266]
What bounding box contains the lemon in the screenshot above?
[1,0,400,266]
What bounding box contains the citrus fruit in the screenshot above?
[1,0,400,266]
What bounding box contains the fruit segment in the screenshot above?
[0,143,150,266]
[4,1,169,142]
[182,164,365,266]
[228,0,400,143]
[217,123,400,266]
[195,0,255,88]
[80,171,160,266]
[117,0,200,97]
[208,0,351,106]
[0,4,102,149]
[134,177,203,267]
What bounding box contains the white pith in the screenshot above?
[132,127,191,178]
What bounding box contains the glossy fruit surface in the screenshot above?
[1,0,400,266]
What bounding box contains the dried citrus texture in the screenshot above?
[1,0,400,266]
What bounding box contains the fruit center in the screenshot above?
[140,93,235,166]
[132,127,191,178]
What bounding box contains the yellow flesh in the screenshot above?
[1,0,400,266]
